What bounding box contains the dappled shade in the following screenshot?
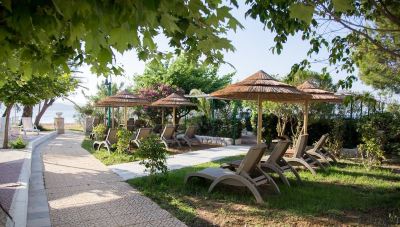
[297,81,343,103]
[152,93,196,107]
[211,70,311,101]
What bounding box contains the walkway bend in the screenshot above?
[39,132,185,227]
[110,144,251,180]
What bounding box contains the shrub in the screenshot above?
[9,136,27,149]
[93,124,107,140]
[358,137,384,170]
[136,135,168,176]
[116,128,133,154]
[325,118,345,157]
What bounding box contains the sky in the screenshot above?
[67,1,385,106]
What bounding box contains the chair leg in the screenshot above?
[307,151,331,166]
[285,157,317,175]
[209,175,264,204]
[262,163,290,187]
[279,160,302,183]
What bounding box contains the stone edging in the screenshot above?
[195,135,241,146]
[7,131,57,227]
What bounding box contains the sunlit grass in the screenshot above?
[128,156,400,225]
[81,138,138,165]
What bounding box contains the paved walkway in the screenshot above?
[40,132,185,227]
[110,144,251,180]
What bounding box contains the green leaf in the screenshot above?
[2,0,12,11]
[22,63,32,81]
[332,0,354,12]
[289,3,315,25]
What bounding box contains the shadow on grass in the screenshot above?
[128,158,400,226]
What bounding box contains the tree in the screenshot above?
[137,84,184,125]
[0,73,77,148]
[353,29,400,93]
[133,54,233,94]
[189,89,212,119]
[244,0,400,85]
[0,0,242,85]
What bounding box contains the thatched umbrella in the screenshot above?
[211,70,311,144]
[152,93,195,126]
[297,81,343,134]
[95,90,150,128]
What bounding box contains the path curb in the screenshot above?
[7,132,57,227]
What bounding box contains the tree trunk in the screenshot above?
[3,104,13,149]
[22,105,33,117]
[34,99,55,126]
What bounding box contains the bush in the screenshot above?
[326,118,345,157]
[136,135,168,176]
[93,124,107,140]
[191,115,243,139]
[9,136,27,149]
[116,128,133,154]
[358,137,384,170]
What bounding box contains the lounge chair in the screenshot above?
[224,140,301,187]
[177,126,200,147]
[21,117,40,136]
[306,134,337,164]
[185,144,280,204]
[131,128,152,148]
[160,125,181,148]
[283,134,325,175]
[93,128,118,153]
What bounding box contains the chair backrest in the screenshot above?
[136,128,152,140]
[266,140,290,164]
[310,134,328,153]
[22,117,34,130]
[185,126,197,139]
[107,128,118,144]
[236,144,267,175]
[161,125,175,140]
[293,134,309,158]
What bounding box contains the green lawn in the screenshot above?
[81,138,138,165]
[128,156,400,226]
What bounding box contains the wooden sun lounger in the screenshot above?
[160,125,181,149]
[131,128,152,148]
[224,140,301,187]
[177,126,200,148]
[185,144,280,204]
[283,134,325,175]
[306,134,338,164]
[93,128,118,153]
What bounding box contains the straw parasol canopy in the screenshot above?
[211,70,311,144]
[296,81,343,134]
[211,70,311,102]
[95,90,150,128]
[297,81,343,103]
[95,90,150,107]
[152,93,195,126]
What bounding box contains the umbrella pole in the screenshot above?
[124,106,127,129]
[257,95,262,144]
[173,107,176,126]
[112,107,115,128]
[161,108,164,126]
[303,100,309,134]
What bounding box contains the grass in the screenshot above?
[81,138,138,165]
[127,156,400,226]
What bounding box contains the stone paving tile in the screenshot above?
[43,132,186,227]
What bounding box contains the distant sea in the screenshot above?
[4,103,79,124]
